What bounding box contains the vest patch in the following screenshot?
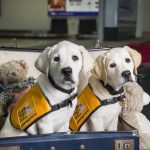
[69,85,101,131]
[10,84,52,130]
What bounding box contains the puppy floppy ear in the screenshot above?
[77,46,94,94]
[91,54,108,85]
[79,46,94,78]
[35,46,51,74]
[124,46,142,74]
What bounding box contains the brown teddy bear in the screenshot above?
[0,60,28,117]
[121,82,150,150]
[0,60,28,85]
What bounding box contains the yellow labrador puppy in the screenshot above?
[71,46,149,132]
[0,41,93,137]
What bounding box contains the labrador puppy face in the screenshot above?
[92,46,141,90]
[35,41,91,90]
[48,42,83,89]
[105,48,135,89]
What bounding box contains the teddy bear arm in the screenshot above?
[143,92,150,106]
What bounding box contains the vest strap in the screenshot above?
[51,93,77,111]
[100,95,125,106]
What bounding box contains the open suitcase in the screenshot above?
[0,130,139,150]
[0,45,145,150]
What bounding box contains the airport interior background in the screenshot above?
[0,0,149,48]
[0,0,150,118]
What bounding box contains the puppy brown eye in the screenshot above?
[72,55,79,61]
[125,58,131,63]
[110,63,116,68]
[54,56,60,62]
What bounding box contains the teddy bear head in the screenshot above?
[0,60,28,85]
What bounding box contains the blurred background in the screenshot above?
[0,0,149,49]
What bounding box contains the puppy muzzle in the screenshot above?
[63,76,75,84]
[61,67,75,83]
[121,70,133,82]
[122,70,131,78]
[61,67,72,77]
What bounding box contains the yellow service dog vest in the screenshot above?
[69,85,101,131]
[69,85,124,131]
[10,83,52,130]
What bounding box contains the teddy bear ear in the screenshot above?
[18,60,28,70]
[35,47,51,74]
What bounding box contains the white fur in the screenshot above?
[0,41,92,137]
[80,46,142,131]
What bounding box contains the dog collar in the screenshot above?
[100,80,124,95]
[48,73,75,95]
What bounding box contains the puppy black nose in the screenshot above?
[122,70,131,78]
[61,67,72,76]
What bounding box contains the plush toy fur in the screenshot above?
[121,82,150,150]
[0,60,28,85]
[0,60,28,117]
